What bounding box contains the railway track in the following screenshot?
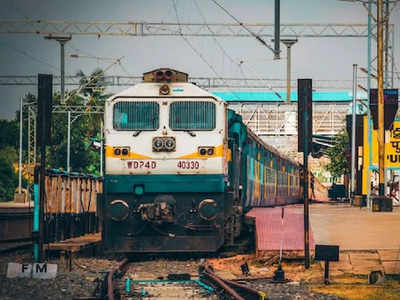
[102,258,265,300]
[201,264,265,300]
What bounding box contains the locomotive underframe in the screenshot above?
[101,191,228,253]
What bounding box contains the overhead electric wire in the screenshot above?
[63,56,124,103]
[193,0,250,87]
[210,0,276,55]
[0,42,59,71]
[179,0,283,102]
[172,0,243,101]
[172,0,223,82]
[195,0,283,100]
[117,61,133,77]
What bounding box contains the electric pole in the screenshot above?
[282,39,298,103]
[44,35,71,104]
[377,0,384,196]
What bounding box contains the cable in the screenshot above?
[172,0,224,81]
[172,0,241,101]
[0,42,59,71]
[4,0,31,20]
[67,42,96,58]
[174,0,271,103]
[193,0,238,68]
[193,0,249,94]
[193,0,283,100]
[118,62,133,77]
[64,57,124,103]
[210,0,276,55]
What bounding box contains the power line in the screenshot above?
[210,0,276,55]
[0,42,59,71]
[172,0,244,101]
[193,0,283,100]
[172,0,224,81]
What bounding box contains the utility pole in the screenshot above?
[44,35,71,104]
[367,0,372,209]
[377,0,385,196]
[274,0,280,59]
[351,64,357,201]
[384,0,389,88]
[100,121,104,177]
[282,39,298,103]
[67,111,71,173]
[18,97,23,194]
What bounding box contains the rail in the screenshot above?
[202,264,265,300]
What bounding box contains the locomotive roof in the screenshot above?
[107,81,224,103]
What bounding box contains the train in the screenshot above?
[100,68,303,253]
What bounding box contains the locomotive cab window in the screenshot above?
[113,101,159,130]
[169,101,216,130]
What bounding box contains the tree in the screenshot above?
[76,69,111,137]
[0,156,18,202]
[325,130,349,183]
[0,119,18,149]
[45,69,108,175]
[0,120,20,201]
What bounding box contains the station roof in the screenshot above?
[212,91,368,102]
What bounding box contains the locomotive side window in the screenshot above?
[113,101,159,130]
[169,101,216,130]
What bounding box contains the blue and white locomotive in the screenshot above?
[101,68,302,253]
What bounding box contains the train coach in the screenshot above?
[99,68,302,253]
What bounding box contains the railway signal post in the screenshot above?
[36,74,53,261]
[298,78,313,269]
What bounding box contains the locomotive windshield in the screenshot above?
[169,101,216,130]
[113,101,159,130]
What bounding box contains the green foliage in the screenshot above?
[0,147,19,165]
[0,156,18,202]
[0,121,20,201]
[46,69,106,175]
[325,131,349,182]
[0,69,106,200]
[0,119,18,149]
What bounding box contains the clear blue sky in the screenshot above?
[1,0,399,119]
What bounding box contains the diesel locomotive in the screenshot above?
[100,68,302,253]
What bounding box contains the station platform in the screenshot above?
[246,205,315,256]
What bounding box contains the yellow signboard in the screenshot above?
[362,117,400,195]
[364,117,400,168]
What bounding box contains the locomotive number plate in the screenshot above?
[177,160,200,169]
[127,160,157,169]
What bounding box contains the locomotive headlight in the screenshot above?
[198,147,214,156]
[164,137,176,151]
[110,200,129,222]
[153,137,164,152]
[155,70,164,81]
[164,70,173,81]
[121,148,129,156]
[198,199,217,221]
[114,148,121,155]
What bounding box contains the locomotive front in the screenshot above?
[102,68,230,252]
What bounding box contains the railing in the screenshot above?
[44,169,103,243]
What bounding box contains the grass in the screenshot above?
[310,277,400,300]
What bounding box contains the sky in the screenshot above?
[1,0,399,120]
